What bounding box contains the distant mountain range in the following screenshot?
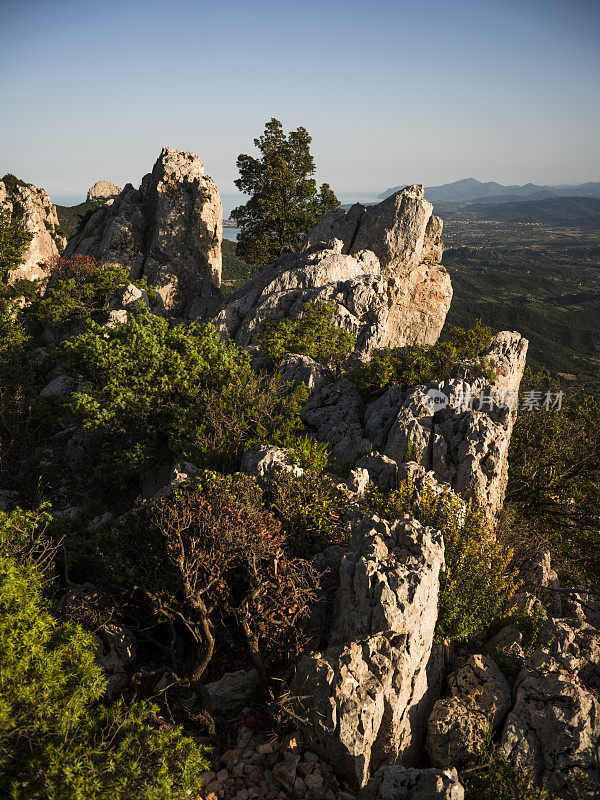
[445,196,600,225]
[378,178,600,204]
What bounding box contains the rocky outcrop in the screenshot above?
[302,380,371,466]
[292,516,445,788]
[213,185,452,358]
[241,444,304,480]
[65,147,222,316]
[427,654,511,768]
[360,331,528,518]
[0,175,66,281]
[501,646,600,798]
[362,766,464,800]
[86,180,122,202]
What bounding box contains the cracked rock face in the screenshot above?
[427,654,511,768]
[501,648,600,798]
[213,185,452,358]
[0,177,66,282]
[362,331,529,518]
[292,516,445,788]
[362,765,464,800]
[65,147,222,317]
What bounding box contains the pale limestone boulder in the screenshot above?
[427,697,489,768]
[362,765,464,800]
[0,177,66,282]
[292,517,445,787]
[332,516,444,646]
[40,374,75,398]
[241,444,304,480]
[448,654,512,725]
[364,331,529,519]
[279,353,333,394]
[214,186,452,358]
[87,180,122,202]
[356,453,398,491]
[66,147,222,317]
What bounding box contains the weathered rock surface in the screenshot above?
[292,516,445,787]
[202,669,258,715]
[427,654,511,768]
[302,379,371,466]
[501,648,600,798]
[241,444,304,480]
[87,180,122,202]
[213,185,452,358]
[65,147,222,316]
[279,353,333,394]
[0,176,66,281]
[362,765,464,800]
[361,331,529,518]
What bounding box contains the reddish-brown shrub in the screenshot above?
[47,254,101,281]
[149,472,319,683]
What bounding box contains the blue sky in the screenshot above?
[1,0,599,208]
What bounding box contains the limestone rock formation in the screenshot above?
[0,176,66,281]
[427,654,511,768]
[65,147,222,316]
[360,331,528,518]
[213,185,452,358]
[362,765,465,800]
[292,516,445,787]
[86,180,122,202]
[241,444,304,480]
[501,648,600,798]
[302,379,371,466]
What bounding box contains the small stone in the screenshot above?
[221,749,240,769]
[257,742,275,755]
[235,790,249,800]
[217,769,229,784]
[304,752,318,763]
[272,757,299,791]
[205,781,220,794]
[199,771,216,786]
[297,762,314,777]
[293,776,306,797]
[304,772,324,798]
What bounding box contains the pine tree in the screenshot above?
[232,118,339,266]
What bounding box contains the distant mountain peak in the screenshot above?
[378,179,600,203]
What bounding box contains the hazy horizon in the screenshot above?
[1,0,599,204]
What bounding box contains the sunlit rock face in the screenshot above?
[213,185,452,358]
[66,147,222,317]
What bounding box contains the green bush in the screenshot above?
[285,435,329,473]
[507,372,600,591]
[463,749,558,799]
[0,507,210,800]
[366,479,518,640]
[61,308,308,494]
[259,301,356,365]
[266,470,351,556]
[25,255,153,331]
[0,206,33,284]
[0,298,39,489]
[352,320,496,392]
